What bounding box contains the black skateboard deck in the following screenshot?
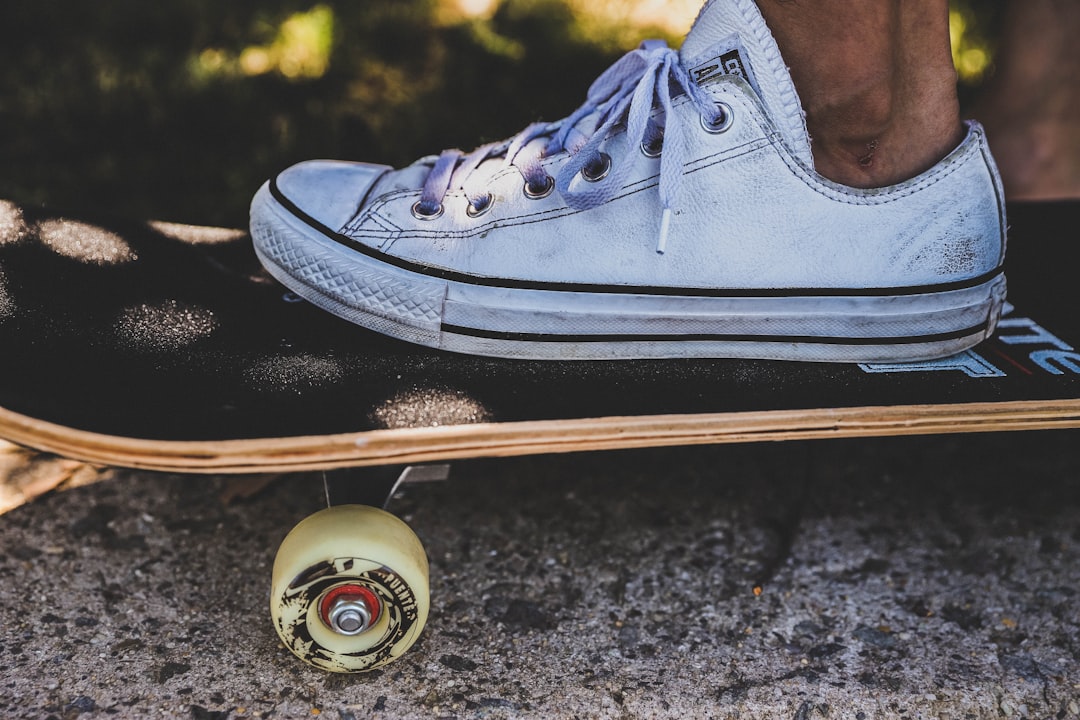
[0,198,1077,472]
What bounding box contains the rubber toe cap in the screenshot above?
[273,160,390,232]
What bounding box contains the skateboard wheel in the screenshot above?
[270,505,429,672]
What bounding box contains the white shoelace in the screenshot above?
[416,39,723,254]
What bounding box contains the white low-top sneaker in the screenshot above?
[250,0,1007,362]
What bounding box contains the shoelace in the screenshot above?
[415,40,724,254]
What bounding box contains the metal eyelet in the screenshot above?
[640,136,663,158]
[700,102,734,134]
[411,200,444,221]
[466,193,495,218]
[582,152,612,182]
[523,174,555,200]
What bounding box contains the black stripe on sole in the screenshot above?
[439,322,990,346]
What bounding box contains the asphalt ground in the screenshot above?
[2,430,1079,719]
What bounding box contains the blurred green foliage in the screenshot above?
[0,0,1004,227]
[951,0,1002,87]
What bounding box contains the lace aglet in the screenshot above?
[656,208,672,255]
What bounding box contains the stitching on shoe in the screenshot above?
[734,0,812,163]
[767,121,985,205]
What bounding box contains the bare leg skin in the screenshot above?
[755,0,965,189]
[970,0,1080,200]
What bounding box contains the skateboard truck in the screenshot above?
[322,463,451,509]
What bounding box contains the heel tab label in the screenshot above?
[692,49,747,85]
[687,36,761,98]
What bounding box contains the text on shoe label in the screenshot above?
[691,49,749,85]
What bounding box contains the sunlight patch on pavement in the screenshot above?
[0,270,12,321]
[112,301,219,353]
[0,201,30,246]
[38,219,137,266]
[370,387,492,430]
[148,220,246,246]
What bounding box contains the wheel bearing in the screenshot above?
[319,584,382,636]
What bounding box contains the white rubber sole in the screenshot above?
[250,182,1007,362]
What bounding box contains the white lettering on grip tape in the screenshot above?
[997,317,1074,351]
[1030,350,1080,375]
[858,350,1005,378]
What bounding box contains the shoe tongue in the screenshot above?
[679,0,812,166]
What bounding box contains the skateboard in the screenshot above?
[1,197,1077,672]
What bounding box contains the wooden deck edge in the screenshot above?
[1,400,1079,474]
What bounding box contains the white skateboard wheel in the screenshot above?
[270,505,429,672]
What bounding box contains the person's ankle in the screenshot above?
[754,0,965,189]
[804,81,965,189]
